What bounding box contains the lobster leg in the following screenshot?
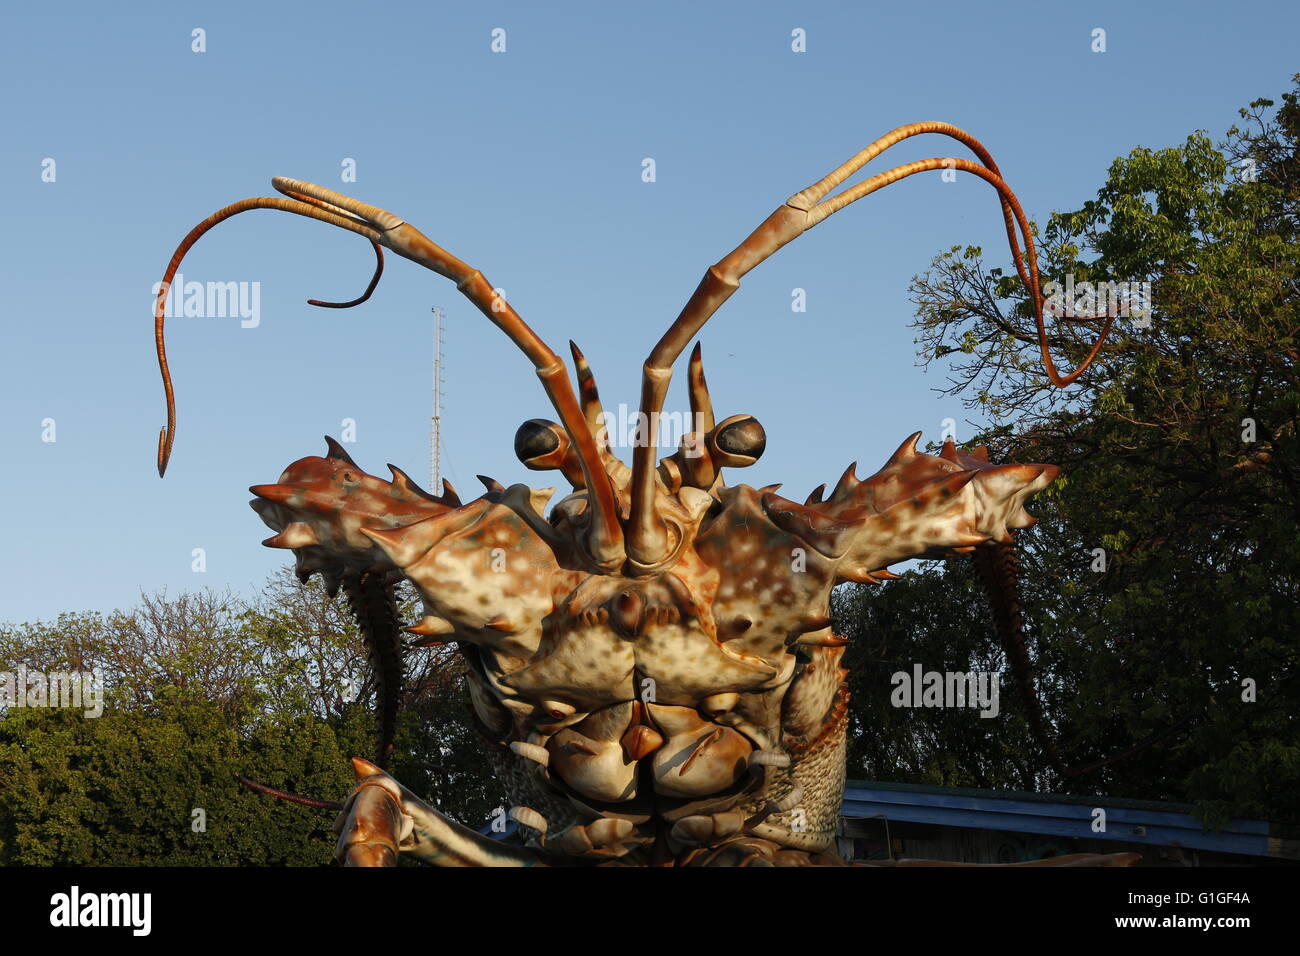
[341,570,404,769]
[336,759,546,867]
[972,539,1195,778]
[972,540,1071,776]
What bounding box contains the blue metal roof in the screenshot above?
[843,780,1284,859]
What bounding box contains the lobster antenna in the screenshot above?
[151,178,625,569]
[625,122,1116,566]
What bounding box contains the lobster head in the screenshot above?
[245,393,1058,812]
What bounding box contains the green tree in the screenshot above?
[0,569,502,864]
[835,565,1041,791]
[0,694,363,865]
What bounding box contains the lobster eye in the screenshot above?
[710,414,766,466]
[514,419,562,465]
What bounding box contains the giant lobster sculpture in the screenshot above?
[152,123,1114,866]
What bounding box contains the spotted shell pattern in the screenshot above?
[250,423,1058,865]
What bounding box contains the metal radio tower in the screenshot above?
[430,306,444,492]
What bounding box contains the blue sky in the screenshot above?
[1,0,1295,625]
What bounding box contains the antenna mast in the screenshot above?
[430,306,444,491]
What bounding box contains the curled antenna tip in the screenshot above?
[305,241,385,309]
[157,427,171,477]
